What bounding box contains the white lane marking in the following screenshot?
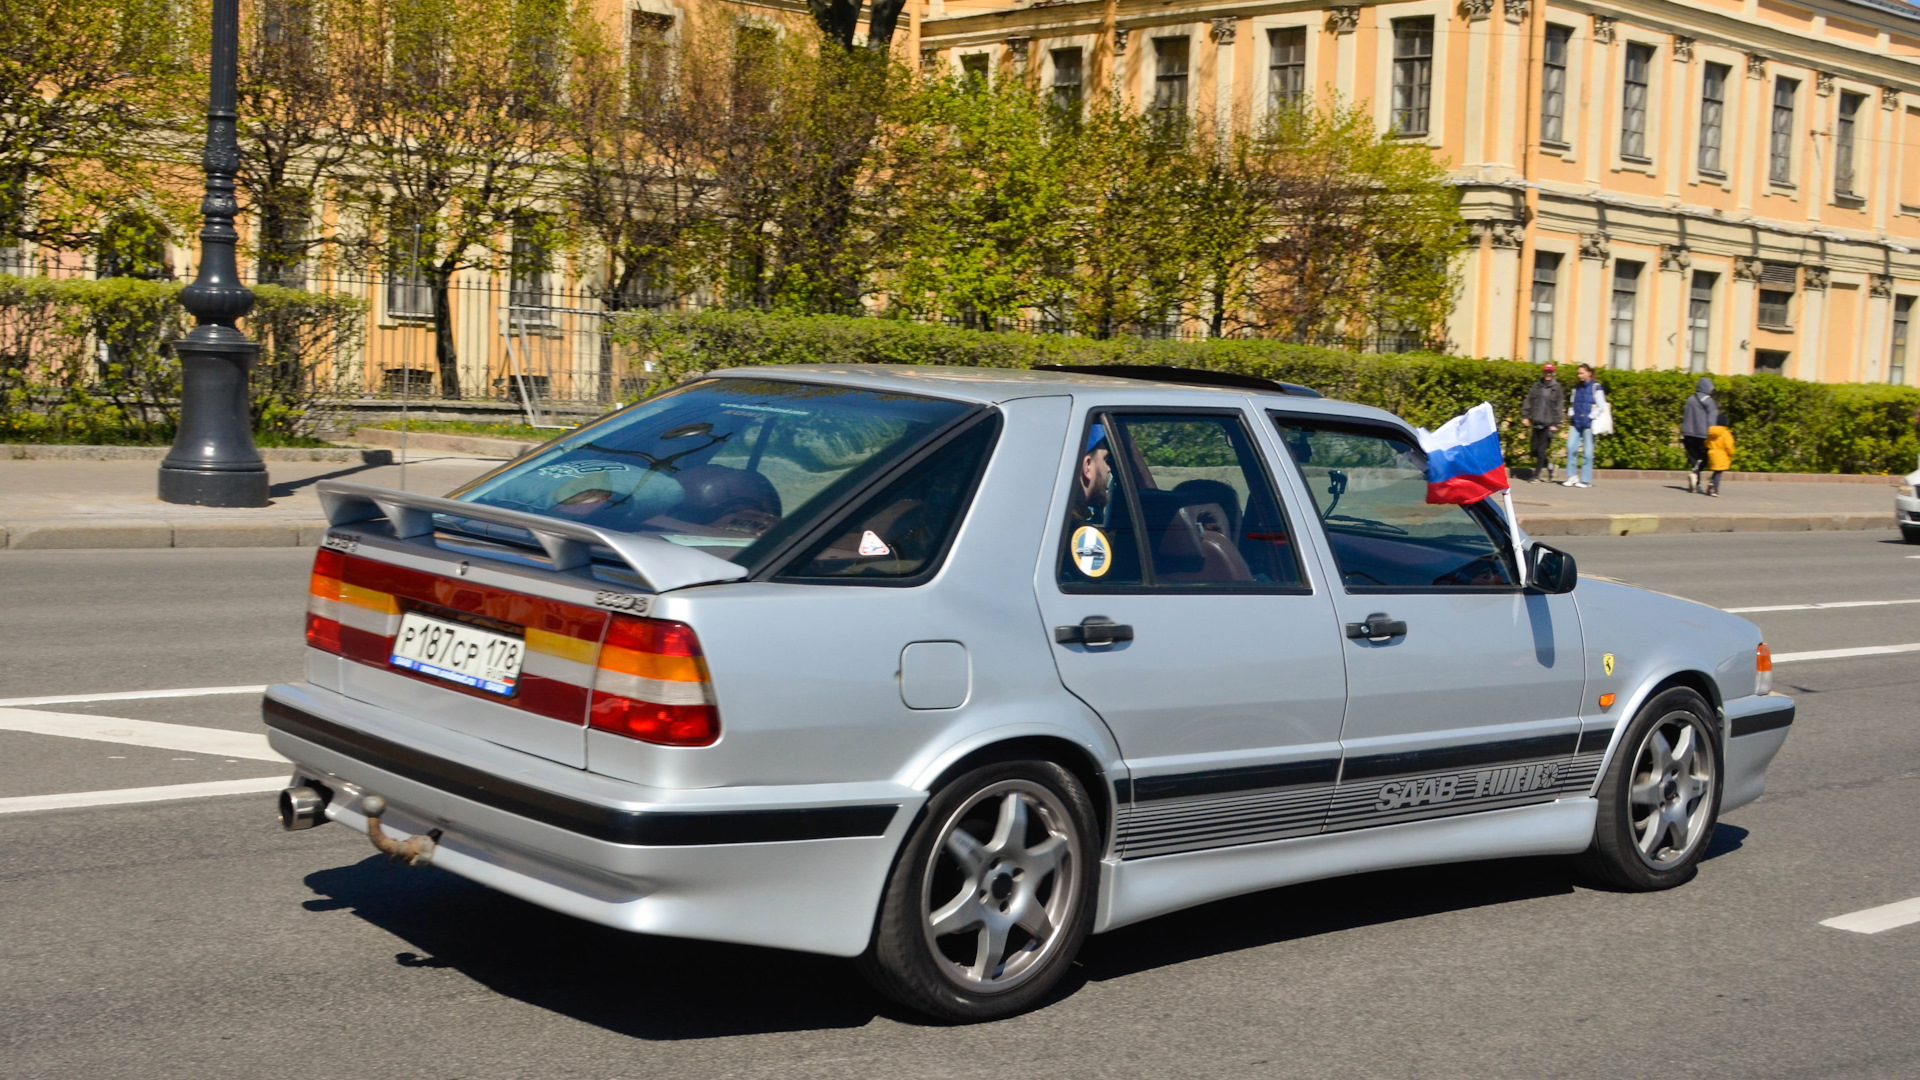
[0,685,267,708]
[1772,643,1920,664]
[0,708,286,762]
[0,776,289,815]
[1821,897,1920,934]
[1726,598,1920,614]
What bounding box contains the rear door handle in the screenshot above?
[1055,616,1134,646]
[1345,612,1408,641]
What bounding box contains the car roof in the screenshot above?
[705,364,1408,427]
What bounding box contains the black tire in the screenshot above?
[1901,525,1920,545]
[1579,686,1723,891]
[858,760,1099,1022]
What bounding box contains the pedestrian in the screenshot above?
[1520,362,1564,482]
[1683,376,1716,492]
[1705,411,1735,497]
[1561,363,1606,488]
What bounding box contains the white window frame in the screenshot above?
[1251,17,1317,127]
[1768,73,1801,190]
[1135,24,1204,119]
[1690,46,1740,189]
[1371,1,1448,148]
[1608,34,1663,174]
[1831,82,1872,206]
[623,0,684,106]
[1039,34,1098,117]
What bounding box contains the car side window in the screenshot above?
[778,415,1000,583]
[1058,411,1304,590]
[1272,416,1515,591]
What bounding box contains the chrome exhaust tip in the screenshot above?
[278,784,330,831]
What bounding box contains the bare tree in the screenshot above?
[805,0,909,52]
[232,0,351,284]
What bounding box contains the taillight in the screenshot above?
[306,548,348,654]
[588,615,719,747]
[1756,642,1773,695]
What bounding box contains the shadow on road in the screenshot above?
[302,824,1758,1036]
[268,461,389,499]
[303,857,881,1040]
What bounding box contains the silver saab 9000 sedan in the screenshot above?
[267,364,1795,1021]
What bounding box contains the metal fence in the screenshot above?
[3,255,1441,423]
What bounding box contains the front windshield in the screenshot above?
[450,378,973,566]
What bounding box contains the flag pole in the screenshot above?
[1503,488,1528,588]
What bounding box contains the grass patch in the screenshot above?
[364,419,577,442]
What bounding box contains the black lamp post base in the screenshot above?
[158,463,270,507]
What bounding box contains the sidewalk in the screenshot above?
[0,442,1902,549]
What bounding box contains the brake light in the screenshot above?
[588,615,719,747]
[306,548,348,654]
[1756,642,1773,695]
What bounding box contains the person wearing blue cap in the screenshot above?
[1069,421,1115,526]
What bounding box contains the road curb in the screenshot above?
[1521,511,1895,537]
[2,520,331,550]
[353,427,543,459]
[3,444,394,463]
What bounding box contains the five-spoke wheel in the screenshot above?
[861,760,1098,1022]
[1582,686,1723,890]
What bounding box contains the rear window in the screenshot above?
[450,378,974,566]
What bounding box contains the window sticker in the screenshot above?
[858,530,891,557]
[536,460,629,480]
[1070,525,1112,578]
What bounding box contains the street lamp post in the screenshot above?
[159,0,269,507]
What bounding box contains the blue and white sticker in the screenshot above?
[858,530,891,557]
[1071,525,1112,578]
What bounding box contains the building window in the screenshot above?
[1391,18,1434,137]
[1152,37,1189,113]
[1621,43,1654,161]
[1541,25,1570,145]
[1891,296,1913,385]
[628,10,674,101]
[1756,262,1796,329]
[386,225,434,320]
[1050,47,1083,116]
[1528,252,1561,365]
[960,51,990,87]
[1754,350,1789,376]
[1610,261,1642,368]
[1770,78,1798,185]
[1688,272,1716,373]
[1699,62,1728,175]
[1836,91,1864,198]
[1268,27,1306,113]
[509,220,554,315]
[732,25,777,113]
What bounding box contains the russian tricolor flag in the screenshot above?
[1417,402,1509,505]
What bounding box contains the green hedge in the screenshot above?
[0,275,365,444]
[612,310,1920,474]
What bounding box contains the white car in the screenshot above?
[1900,468,1920,543]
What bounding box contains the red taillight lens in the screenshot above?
[306,548,346,655]
[305,610,341,652]
[589,614,719,747]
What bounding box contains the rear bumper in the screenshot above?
[1721,694,1795,813]
[264,683,920,957]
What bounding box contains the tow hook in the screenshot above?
[360,795,442,866]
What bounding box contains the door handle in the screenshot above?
[1055,616,1134,646]
[1345,612,1408,641]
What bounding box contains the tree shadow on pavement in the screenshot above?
[302,857,881,1040]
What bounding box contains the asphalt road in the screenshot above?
[2,533,1917,1079]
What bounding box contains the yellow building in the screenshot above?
[914,0,1920,383]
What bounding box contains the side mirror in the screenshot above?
[1528,543,1578,594]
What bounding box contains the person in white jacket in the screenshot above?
[1561,364,1610,488]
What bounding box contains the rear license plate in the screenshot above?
[390,612,524,696]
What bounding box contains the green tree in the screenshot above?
[333,0,570,397]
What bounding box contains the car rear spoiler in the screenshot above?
[315,480,749,594]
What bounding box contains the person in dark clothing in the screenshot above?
[1520,363,1564,482]
[1682,376,1716,493]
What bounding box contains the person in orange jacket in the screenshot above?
[1704,413,1735,498]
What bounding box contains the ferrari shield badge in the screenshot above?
[1602,652,1615,677]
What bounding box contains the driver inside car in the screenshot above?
[1067,423,1116,528]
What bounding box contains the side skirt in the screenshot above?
[1092,797,1597,934]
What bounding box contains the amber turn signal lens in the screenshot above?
[1757,642,1774,695]
[1598,693,1616,710]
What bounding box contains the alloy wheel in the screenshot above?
[1627,710,1717,869]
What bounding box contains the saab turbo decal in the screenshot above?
[1374,761,1567,811]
